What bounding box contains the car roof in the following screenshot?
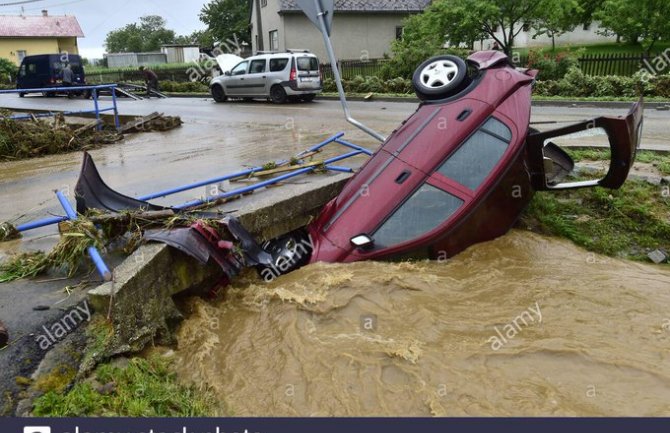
[245,51,318,61]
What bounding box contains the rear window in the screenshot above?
[296,57,319,71]
[270,58,289,72]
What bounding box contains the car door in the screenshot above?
[224,61,249,96]
[244,59,268,96]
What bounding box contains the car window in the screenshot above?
[231,61,249,76]
[249,59,266,74]
[27,63,37,74]
[270,58,289,72]
[297,57,318,71]
[19,65,26,77]
[373,184,463,248]
[436,118,511,191]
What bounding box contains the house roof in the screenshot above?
[278,0,431,13]
[0,15,84,38]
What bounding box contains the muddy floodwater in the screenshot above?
[172,231,670,417]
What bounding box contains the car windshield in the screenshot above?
[297,57,318,71]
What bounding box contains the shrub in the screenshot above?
[526,50,580,81]
[0,57,17,84]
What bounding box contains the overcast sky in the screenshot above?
[0,0,211,58]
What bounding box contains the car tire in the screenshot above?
[18,92,25,98]
[301,94,316,102]
[412,55,468,101]
[270,85,287,104]
[211,84,227,103]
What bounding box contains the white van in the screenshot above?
[210,50,322,104]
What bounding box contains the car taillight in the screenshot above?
[290,67,297,81]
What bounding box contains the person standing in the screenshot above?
[139,66,159,98]
[62,63,74,99]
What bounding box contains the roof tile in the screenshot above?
[279,0,431,13]
[0,15,84,38]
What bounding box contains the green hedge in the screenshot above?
[533,67,670,98]
[323,69,670,99]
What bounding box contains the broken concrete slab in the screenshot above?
[85,172,352,357]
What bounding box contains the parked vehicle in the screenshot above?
[16,54,88,97]
[210,50,322,104]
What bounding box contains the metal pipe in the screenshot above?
[92,89,101,131]
[139,132,347,201]
[173,150,363,210]
[335,138,374,156]
[16,216,68,232]
[313,0,386,143]
[111,87,120,130]
[14,135,365,233]
[55,191,112,282]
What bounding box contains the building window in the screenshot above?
[396,26,405,40]
[261,0,267,6]
[16,50,26,62]
[269,30,279,51]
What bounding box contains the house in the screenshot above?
[249,0,431,60]
[0,10,84,65]
[479,23,616,52]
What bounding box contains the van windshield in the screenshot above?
[297,57,318,71]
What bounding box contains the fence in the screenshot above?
[80,52,670,85]
[320,59,388,80]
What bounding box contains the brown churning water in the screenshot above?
[172,230,670,416]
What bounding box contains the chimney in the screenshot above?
[42,10,48,17]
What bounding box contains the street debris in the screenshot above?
[120,112,183,133]
[648,249,668,264]
[0,113,121,161]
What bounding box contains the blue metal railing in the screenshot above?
[0,84,121,130]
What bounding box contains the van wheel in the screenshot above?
[18,92,25,98]
[412,55,468,101]
[270,85,287,104]
[301,94,316,102]
[211,84,227,103]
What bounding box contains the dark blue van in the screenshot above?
[16,54,87,97]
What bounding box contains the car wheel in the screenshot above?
[270,85,287,104]
[412,55,468,101]
[211,84,227,103]
[301,94,316,102]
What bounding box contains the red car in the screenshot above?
[295,51,644,264]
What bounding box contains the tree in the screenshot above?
[105,15,176,53]
[533,0,583,50]
[595,0,670,56]
[0,57,17,83]
[199,0,250,48]
[174,30,216,48]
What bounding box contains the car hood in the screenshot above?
[216,54,244,74]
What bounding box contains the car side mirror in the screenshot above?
[224,71,231,76]
[351,234,374,249]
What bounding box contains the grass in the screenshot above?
[32,355,216,417]
[564,148,670,176]
[521,178,670,261]
[0,218,105,283]
[86,62,195,75]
